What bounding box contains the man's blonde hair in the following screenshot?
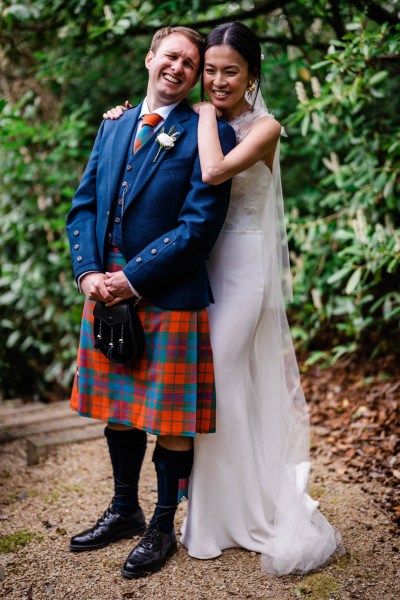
[150,26,204,74]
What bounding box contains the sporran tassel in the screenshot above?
[118,324,124,354]
[107,327,114,359]
[94,322,102,349]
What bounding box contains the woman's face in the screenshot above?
[203,44,251,115]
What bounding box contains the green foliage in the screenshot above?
[0,98,88,399]
[284,21,400,359]
[0,1,399,398]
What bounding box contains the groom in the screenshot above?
[66,26,235,578]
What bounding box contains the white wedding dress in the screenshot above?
[180,108,343,575]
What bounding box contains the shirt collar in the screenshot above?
[139,98,180,122]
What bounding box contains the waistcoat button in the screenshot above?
[77,256,83,262]
[163,238,169,243]
[74,244,79,250]
[151,248,157,255]
[73,230,79,236]
[126,165,132,171]
[136,257,142,263]
[115,217,121,223]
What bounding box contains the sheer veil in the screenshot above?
[245,89,345,574]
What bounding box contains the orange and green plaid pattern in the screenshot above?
[70,247,216,436]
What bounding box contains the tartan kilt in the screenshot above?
[70,246,216,436]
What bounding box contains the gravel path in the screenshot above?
[0,430,399,599]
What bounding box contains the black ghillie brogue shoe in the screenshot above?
[69,506,146,552]
[121,524,178,578]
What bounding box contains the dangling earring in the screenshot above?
[247,80,256,93]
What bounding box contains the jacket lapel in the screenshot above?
[124,100,191,209]
[107,102,142,207]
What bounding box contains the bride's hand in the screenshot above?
[192,101,221,117]
[103,100,132,120]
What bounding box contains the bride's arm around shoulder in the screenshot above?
[194,102,281,185]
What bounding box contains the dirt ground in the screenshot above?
[0,423,399,600]
[1,357,399,600]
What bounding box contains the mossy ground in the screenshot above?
[293,573,339,599]
[0,530,42,554]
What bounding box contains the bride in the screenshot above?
[104,21,343,575]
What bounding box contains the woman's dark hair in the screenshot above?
[201,21,262,108]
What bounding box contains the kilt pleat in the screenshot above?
[70,246,216,436]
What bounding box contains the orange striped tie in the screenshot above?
[133,113,163,154]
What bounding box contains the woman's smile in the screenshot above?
[212,90,229,97]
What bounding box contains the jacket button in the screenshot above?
[151,248,157,255]
[115,217,121,223]
[136,257,142,263]
[106,210,110,216]
[74,244,80,250]
[126,165,132,171]
[163,238,169,243]
[74,230,79,236]
[77,256,83,262]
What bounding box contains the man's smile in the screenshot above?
[163,73,181,84]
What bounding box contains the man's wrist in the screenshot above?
[127,280,141,299]
[77,271,100,293]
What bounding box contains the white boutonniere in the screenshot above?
[153,126,180,163]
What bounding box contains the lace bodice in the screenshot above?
[223,108,273,233]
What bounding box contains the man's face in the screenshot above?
[145,33,200,107]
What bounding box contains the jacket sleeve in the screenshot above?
[66,121,105,280]
[122,121,237,296]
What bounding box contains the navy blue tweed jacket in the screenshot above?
[66,99,236,310]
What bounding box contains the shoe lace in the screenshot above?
[96,505,114,526]
[140,526,162,550]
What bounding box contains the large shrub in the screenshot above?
[284,21,400,362]
[0,98,89,399]
[1,2,399,399]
